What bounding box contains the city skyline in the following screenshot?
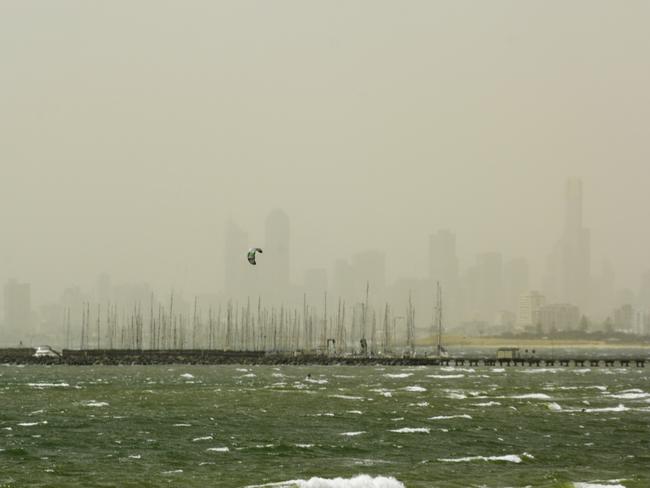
[3,2,650,344]
[4,177,650,345]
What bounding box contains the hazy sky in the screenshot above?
[2,1,649,305]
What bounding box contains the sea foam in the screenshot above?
[438,452,533,463]
[389,427,430,434]
[573,483,626,488]
[428,414,472,420]
[28,382,70,388]
[427,374,465,379]
[244,474,405,488]
[510,393,552,400]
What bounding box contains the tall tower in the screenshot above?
[264,209,290,301]
[476,252,503,321]
[562,178,591,309]
[428,230,459,324]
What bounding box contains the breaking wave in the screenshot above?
[244,474,405,488]
[438,452,534,463]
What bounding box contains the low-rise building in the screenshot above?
[538,303,580,331]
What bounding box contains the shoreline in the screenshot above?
[2,347,648,367]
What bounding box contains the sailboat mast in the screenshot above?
[436,281,443,356]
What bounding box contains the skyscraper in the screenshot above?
[562,178,591,308]
[544,179,591,310]
[504,258,529,312]
[476,252,503,322]
[264,209,291,301]
[428,230,459,324]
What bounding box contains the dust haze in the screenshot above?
[2,1,649,345]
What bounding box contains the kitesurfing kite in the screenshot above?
[247,247,263,265]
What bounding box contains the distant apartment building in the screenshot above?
[3,279,32,341]
[517,291,546,328]
[613,304,635,332]
[538,303,580,331]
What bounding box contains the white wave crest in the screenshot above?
[83,401,109,407]
[330,395,364,401]
[340,431,366,436]
[384,373,412,378]
[547,402,563,411]
[244,474,405,488]
[474,401,501,407]
[428,414,472,420]
[404,386,426,392]
[438,452,533,463]
[28,382,70,388]
[584,404,628,413]
[573,483,626,488]
[207,447,229,452]
[180,373,194,379]
[518,368,559,374]
[18,421,47,427]
[427,374,465,379]
[510,393,552,400]
[389,427,430,433]
[305,378,328,384]
[608,392,649,400]
[441,367,475,373]
[444,390,467,399]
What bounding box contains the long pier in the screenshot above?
[0,348,647,367]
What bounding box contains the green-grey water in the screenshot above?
[1,364,649,487]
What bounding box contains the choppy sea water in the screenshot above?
[1,364,649,488]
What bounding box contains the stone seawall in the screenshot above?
[1,348,436,366]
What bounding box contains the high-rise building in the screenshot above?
[428,230,459,325]
[546,179,591,310]
[475,252,503,321]
[3,279,32,342]
[264,209,291,301]
[224,220,251,299]
[562,178,591,309]
[504,258,529,313]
